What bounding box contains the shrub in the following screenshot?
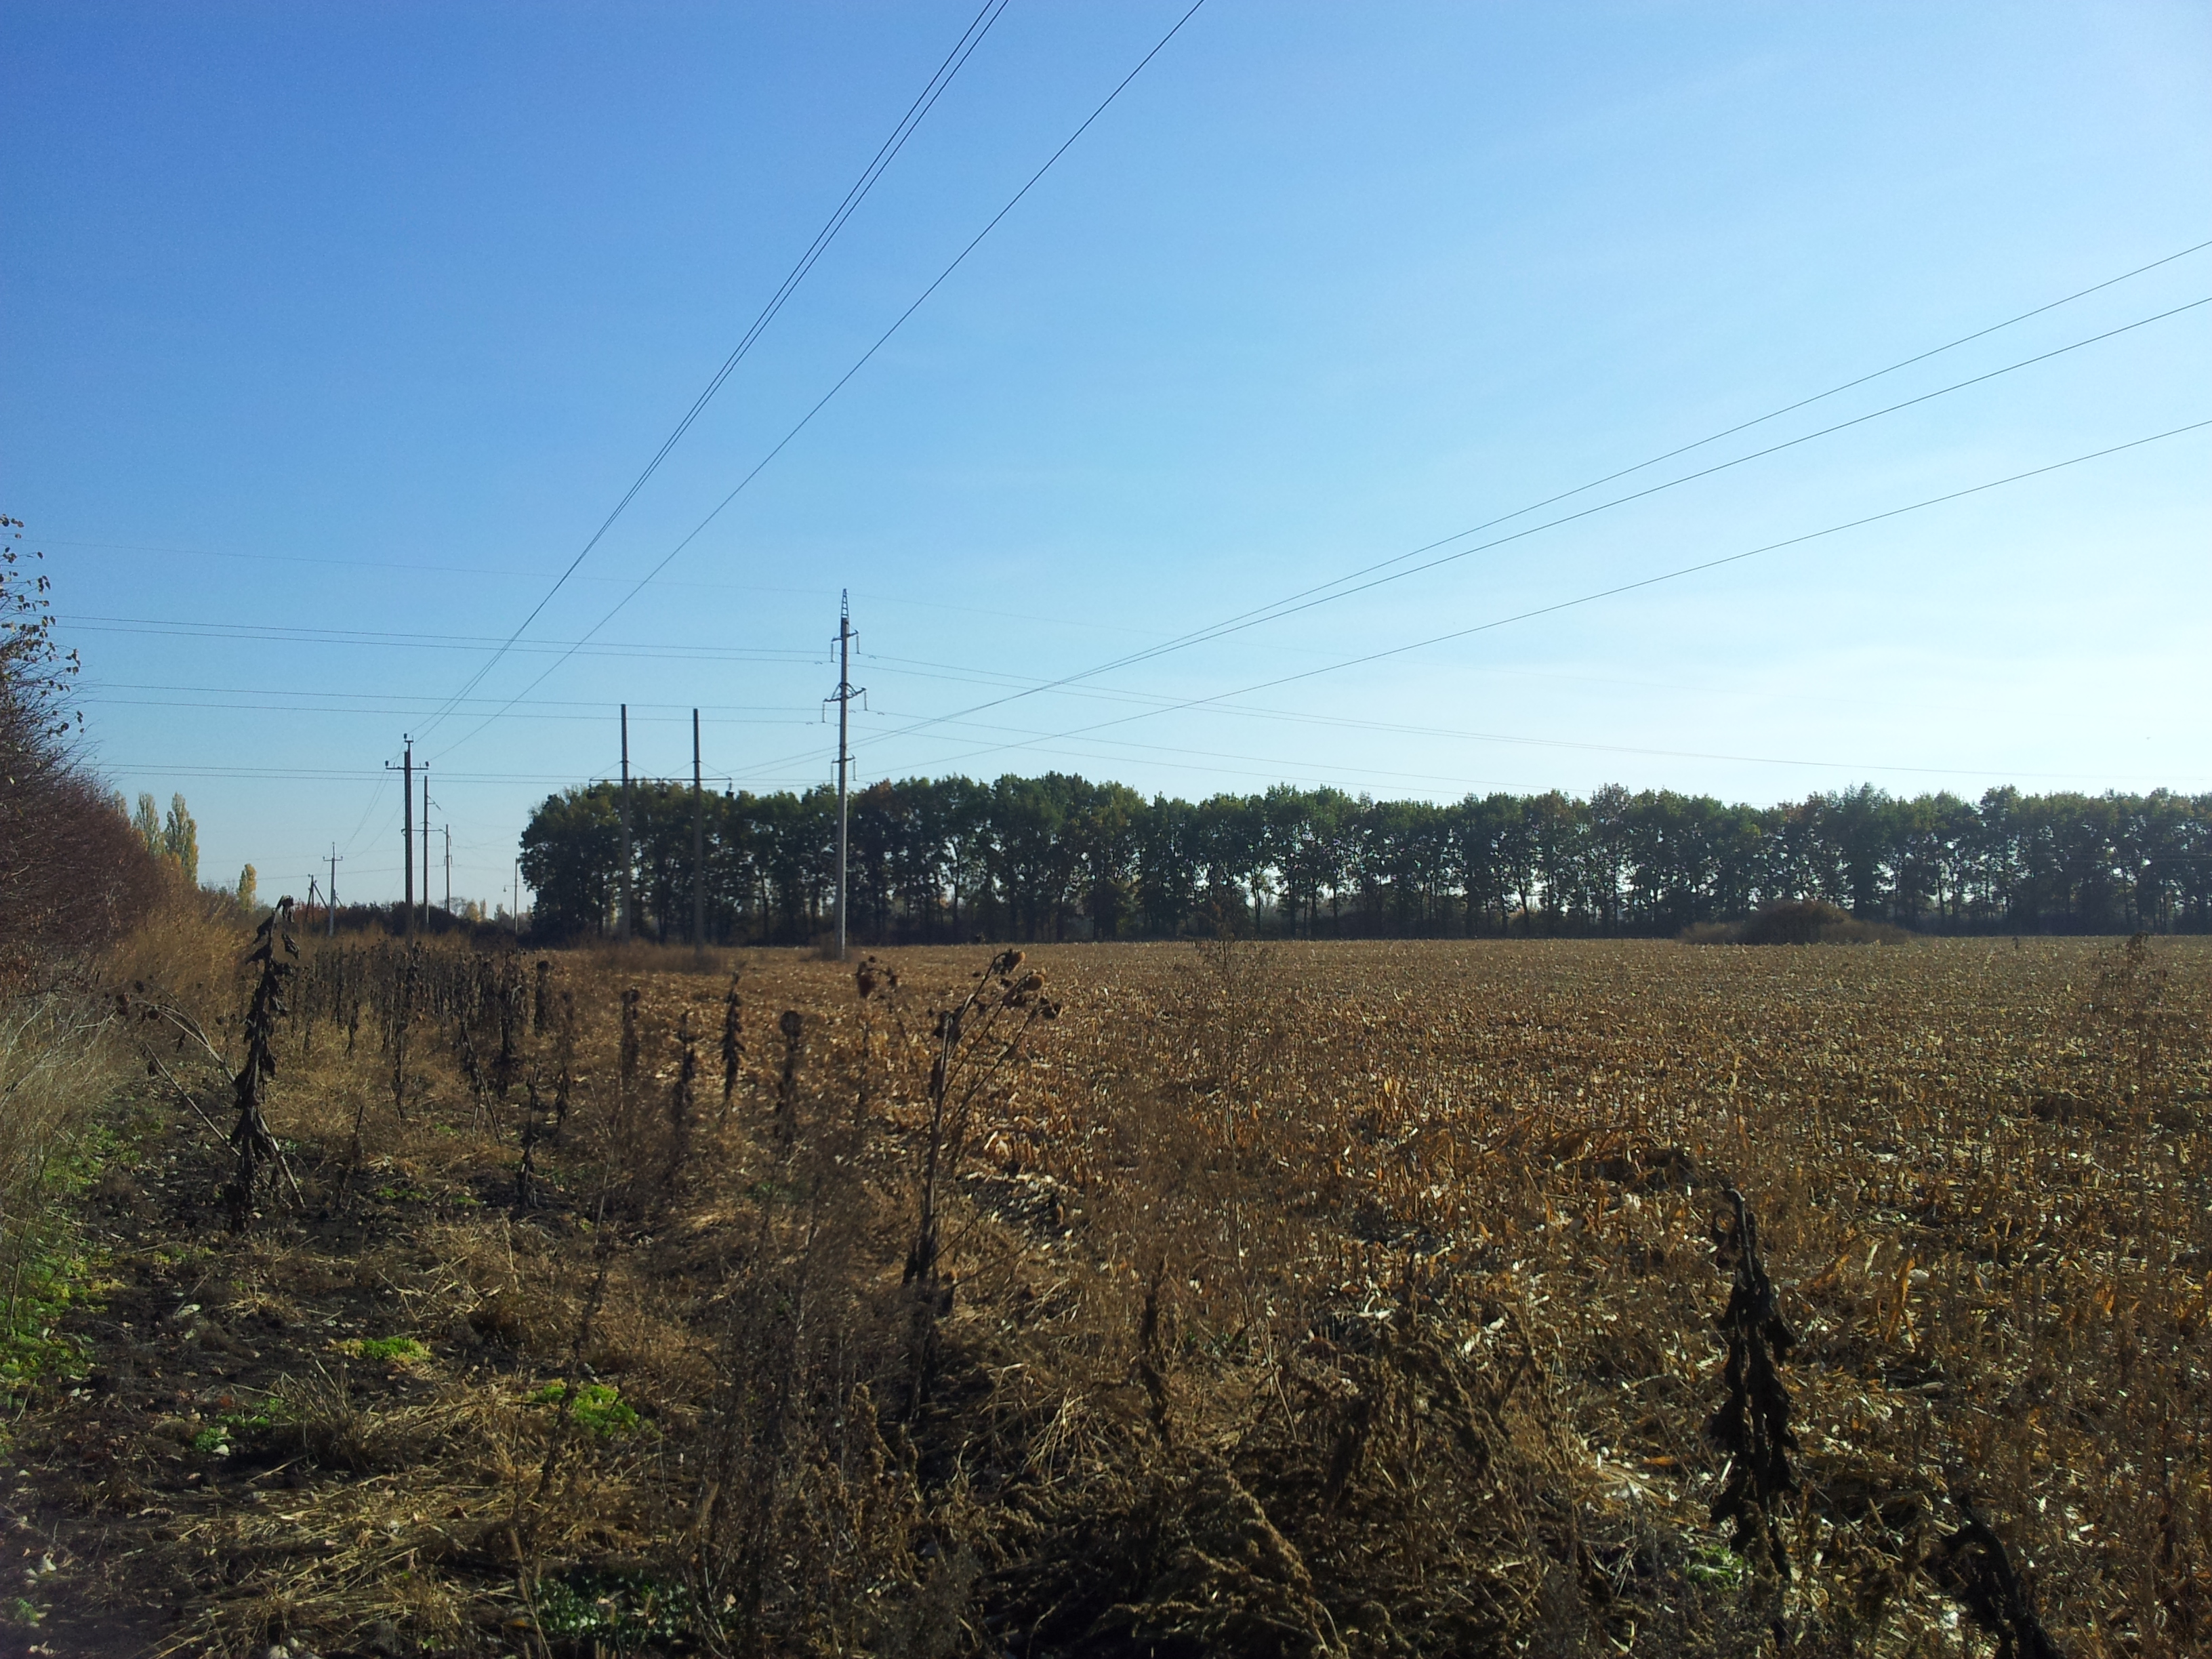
[1685,900,1915,945]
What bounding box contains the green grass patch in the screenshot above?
[535,1568,697,1647]
[189,1406,276,1457]
[1685,1541,1750,1589]
[0,1122,127,1398]
[343,1335,430,1364]
[531,1380,644,1437]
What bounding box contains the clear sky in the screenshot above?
[6,1,2209,909]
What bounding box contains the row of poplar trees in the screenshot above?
[516,773,2212,945]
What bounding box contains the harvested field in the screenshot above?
[12,931,2211,1657]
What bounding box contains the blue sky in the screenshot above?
[6,1,2209,908]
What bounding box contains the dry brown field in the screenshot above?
[22,929,2212,1658]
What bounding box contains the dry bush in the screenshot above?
[1686,899,1915,946]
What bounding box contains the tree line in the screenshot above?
[0,520,164,963]
[517,771,2212,944]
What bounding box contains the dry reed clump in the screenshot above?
[7,928,2209,1656]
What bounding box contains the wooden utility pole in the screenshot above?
[443,823,453,914]
[388,739,413,937]
[827,593,863,961]
[617,704,633,943]
[691,707,705,964]
[327,844,341,938]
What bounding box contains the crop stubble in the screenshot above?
[30,932,2211,1656]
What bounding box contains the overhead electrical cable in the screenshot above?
[428,0,1213,764]
[887,415,2212,774]
[411,0,1014,738]
[80,680,816,718]
[77,652,2141,783]
[841,702,2208,787]
[54,616,821,663]
[857,285,2212,750]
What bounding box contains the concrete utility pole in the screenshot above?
[617,704,633,943]
[388,739,414,937]
[827,592,863,961]
[691,708,705,964]
[327,844,341,938]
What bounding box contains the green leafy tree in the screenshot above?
[162,794,199,887]
[518,783,623,939]
[133,792,163,856]
[514,769,2212,944]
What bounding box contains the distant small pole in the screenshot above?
[327,843,341,937]
[691,707,706,964]
[443,823,453,914]
[512,859,521,937]
[618,704,633,943]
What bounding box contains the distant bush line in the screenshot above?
[517,773,2212,945]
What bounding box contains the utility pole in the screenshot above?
[827,592,863,961]
[513,860,522,938]
[617,704,633,943]
[307,875,321,930]
[691,707,705,964]
[443,823,453,914]
[388,738,413,937]
[327,844,342,938]
[421,768,433,933]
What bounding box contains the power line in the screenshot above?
[96,762,825,785]
[54,615,821,663]
[413,0,1013,737]
[79,694,819,728]
[884,415,2212,776]
[96,666,2196,792]
[48,541,1172,641]
[840,701,2212,788]
[855,287,2212,752]
[1085,298,2209,661]
[427,0,1212,764]
[79,680,818,715]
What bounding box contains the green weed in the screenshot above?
[534,1568,696,1646]
[344,1335,428,1364]
[531,1379,643,1437]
